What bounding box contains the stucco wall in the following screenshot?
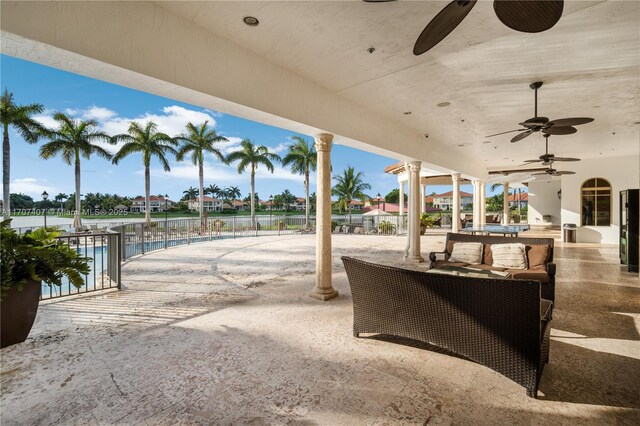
[528,180,562,226]
[560,155,640,244]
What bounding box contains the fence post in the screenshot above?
[140,223,145,255]
[188,219,191,244]
[164,219,168,249]
[233,217,236,239]
[209,217,212,241]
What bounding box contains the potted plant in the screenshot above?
[510,207,521,224]
[1,220,90,348]
[278,220,286,231]
[377,220,395,235]
[419,213,434,235]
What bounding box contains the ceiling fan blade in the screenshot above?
[548,117,594,127]
[510,130,534,143]
[413,0,477,56]
[485,128,526,137]
[523,159,542,163]
[551,157,580,162]
[519,116,549,127]
[493,0,564,33]
[532,172,550,176]
[554,171,576,175]
[544,126,577,135]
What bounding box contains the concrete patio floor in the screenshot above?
[1,233,639,425]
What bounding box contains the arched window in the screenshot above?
[581,178,611,226]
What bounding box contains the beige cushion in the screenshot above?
[483,244,493,265]
[491,243,527,269]
[526,245,550,270]
[449,242,484,264]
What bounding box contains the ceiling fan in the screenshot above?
[522,134,580,166]
[532,165,575,177]
[485,81,594,143]
[363,0,565,55]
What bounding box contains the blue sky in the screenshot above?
[1,54,477,202]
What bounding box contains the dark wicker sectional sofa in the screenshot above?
[342,256,553,397]
[429,233,556,302]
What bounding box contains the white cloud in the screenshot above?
[271,142,290,154]
[82,106,118,121]
[10,178,58,197]
[217,136,243,155]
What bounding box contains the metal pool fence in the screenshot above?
[45,232,121,300]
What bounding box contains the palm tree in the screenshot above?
[1,89,45,220]
[226,186,241,200]
[54,193,68,210]
[175,121,228,223]
[226,139,281,226]
[183,186,198,202]
[332,166,371,223]
[112,121,177,224]
[40,113,113,227]
[204,183,222,198]
[282,136,317,228]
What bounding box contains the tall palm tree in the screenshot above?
[282,136,317,228]
[226,139,281,226]
[54,193,68,210]
[1,89,45,220]
[226,185,241,200]
[332,166,371,223]
[183,186,198,202]
[204,183,222,198]
[40,113,112,227]
[112,121,177,224]
[175,121,228,223]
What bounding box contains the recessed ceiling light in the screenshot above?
[367,47,376,54]
[457,144,465,147]
[403,111,412,115]
[243,16,259,26]
[437,102,451,107]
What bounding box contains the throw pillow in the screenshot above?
[449,242,484,264]
[491,243,527,269]
[526,245,550,270]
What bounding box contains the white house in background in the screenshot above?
[187,196,223,212]
[432,191,473,210]
[130,196,174,213]
[291,197,306,211]
[508,192,528,208]
[232,200,248,211]
[349,200,365,210]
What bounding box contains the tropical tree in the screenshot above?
[384,188,407,204]
[175,121,228,223]
[1,89,45,220]
[226,139,281,226]
[204,183,222,198]
[332,166,371,223]
[112,121,177,224]
[226,186,242,201]
[54,193,68,210]
[279,189,296,212]
[40,113,113,227]
[183,186,198,202]
[281,136,317,227]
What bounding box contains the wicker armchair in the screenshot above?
[342,256,552,398]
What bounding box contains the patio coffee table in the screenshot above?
[461,224,530,237]
[427,265,512,279]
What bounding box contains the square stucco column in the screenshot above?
[503,182,510,225]
[452,173,461,233]
[404,161,424,263]
[310,133,338,301]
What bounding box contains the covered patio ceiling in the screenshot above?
[157,0,640,168]
[1,1,638,178]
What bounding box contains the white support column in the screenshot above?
[404,161,424,263]
[420,182,426,214]
[479,180,486,226]
[472,179,479,226]
[399,179,405,232]
[310,133,338,301]
[503,182,510,225]
[452,173,461,233]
